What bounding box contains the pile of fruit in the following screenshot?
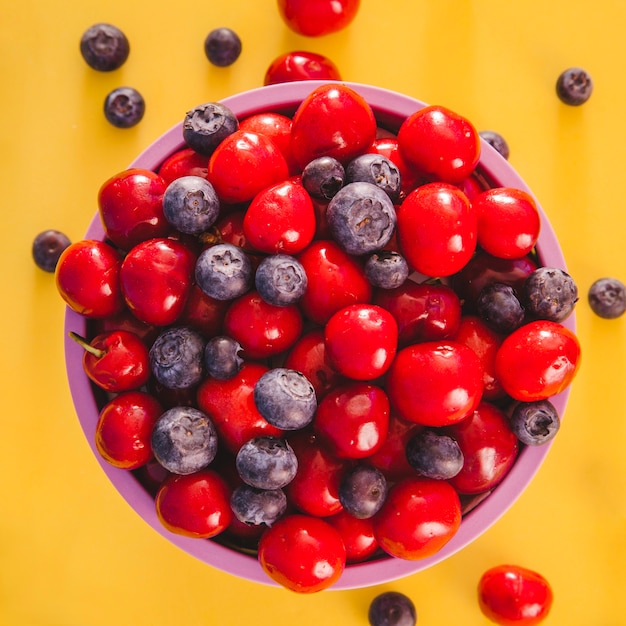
[55,82,581,594]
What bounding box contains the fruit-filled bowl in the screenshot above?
[61,81,580,592]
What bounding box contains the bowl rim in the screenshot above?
[64,80,574,590]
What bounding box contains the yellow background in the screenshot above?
[2,1,625,624]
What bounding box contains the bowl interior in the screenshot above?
[64,81,574,590]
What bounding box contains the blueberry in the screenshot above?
[235,436,298,490]
[230,484,287,527]
[80,23,129,71]
[523,267,578,322]
[204,27,242,67]
[556,67,593,106]
[253,368,317,430]
[163,175,220,235]
[255,254,308,306]
[508,400,560,446]
[476,282,525,334]
[151,406,218,474]
[588,277,626,319]
[104,86,145,128]
[32,229,71,272]
[405,429,464,480]
[204,335,244,380]
[195,243,252,300]
[326,182,397,255]
[301,156,345,200]
[338,465,387,519]
[149,326,205,390]
[368,591,417,626]
[183,102,239,156]
[345,153,402,203]
[364,250,409,289]
[479,130,510,160]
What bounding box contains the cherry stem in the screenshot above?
[68,331,105,358]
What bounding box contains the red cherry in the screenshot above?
[397,104,481,183]
[313,382,390,459]
[264,51,341,86]
[55,239,125,318]
[223,291,303,359]
[258,513,346,593]
[478,564,553,625]
[157,147,209,184]
[297,239,372,325]
[495,320,581,401]
[474,187,541,259]
[95,390,163,469]
[243,179,316,254]
[373,280,462,346]
[178,283,229,339]
[196,362,284,454]
[286,429,347,517]
[397,182,477,277]
[290,83,377,169]
[324,303,398,380]
[208,130,289,204]
[97,168,170,251]
[155,470,232,538]
[276,0,360,37]
[386,341,484,427]
[326,510,378,563]
[119,238,196,326]
[71,329,150,393]
[373,477,461,560]
[444,401,519,495]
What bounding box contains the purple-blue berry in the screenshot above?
[162,175,220,235]
[301,156,345,200]
[230,484,287,527]
[556,67,593,106]
[204,335,243,380]
[80,23,129,71]
[235,436,298,490]
[326,182,397,255]
[151,406,218,475]
[104,86,145,128]
[588,277,626,319]
[338,464,387,519]
[255,254,308,306]
[254,368,317,430]
[149,326,205,390]
[405,429,464,480]
[364,250,409,289]
[523,267,578,322]
[476,282,525,334]
[183,102,239,156]
[32,229,71,272]
[204,27,242,67]
[508,400,560,446]
[479,130,510,160]
[368,591,417,626]
[345,153,402,202]
[195,243,252,300]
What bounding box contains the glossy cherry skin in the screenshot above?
[264,51,341,87]
[478,564,553,625]
[373,477,461,560]
[444,401,519,495]
[243,179,316,254]
[55,239,125,318]
[397,182,477,277]
[98,168,170,251]
[258,513,347,593]
[208,130,289,204]
[454,315,506,401]
[283,329,344,399]
[495,320,581,401]
[386,341,484,427]
[81,329,150,393]
[95,390,163,469]
[450,250,538,312]
[314,382,390,459]
[474,187,541,259]
[276,0,360,37]
[367,412,423,481]
[223,291,303,359]
[286,429,347,518]
[397,104,481,183]
[297,239,372,325]
[239,111,298,174]
[196,362,283,454]
[374,280,462,346]
[155,469,232,538]
[178,283,229,339]
[119,238,195,326]
[157,147,209,184]
[326,510,378,563]
[290,83,377,169]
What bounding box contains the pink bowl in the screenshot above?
[64,81,575,590]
